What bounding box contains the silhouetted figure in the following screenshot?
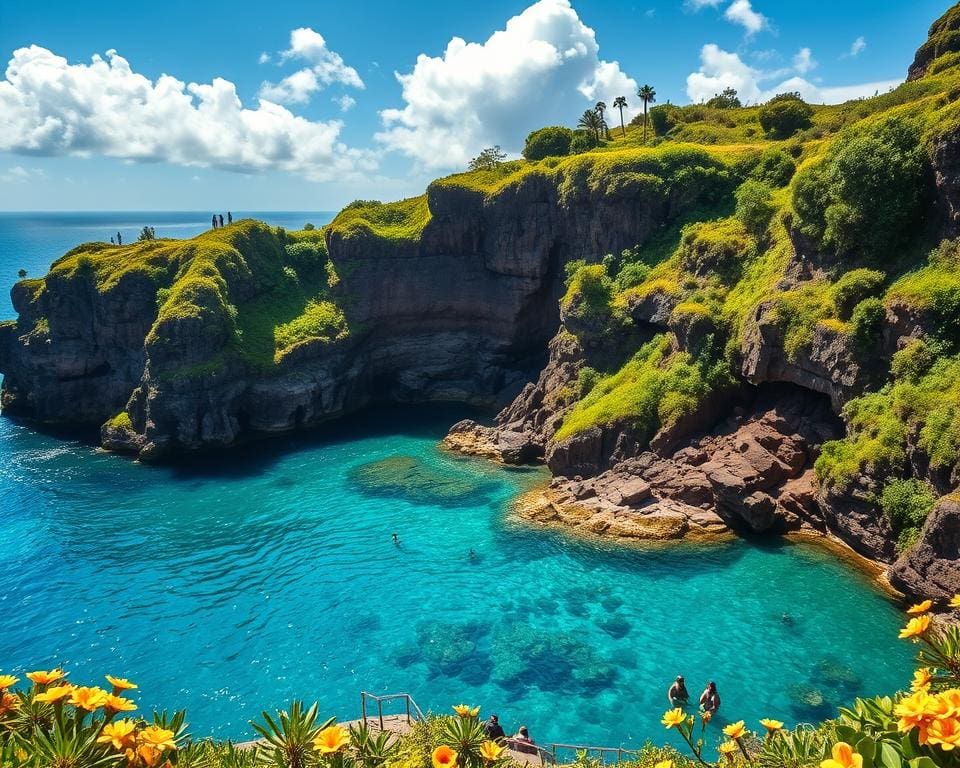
[227,211,233,224]
[212,215,218,229]
[392,533,399,546]
[219,214,224,227]
[110,236,115,244]
[116,232,122,246]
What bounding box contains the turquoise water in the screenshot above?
[0,407,913,749]
[0,213,914,750]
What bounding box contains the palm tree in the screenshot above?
[638,84,657,142]
[577,109,603,142]
[613,96,628,137]
[595,101,608,138]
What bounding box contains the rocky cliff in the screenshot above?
[4,4,960,605]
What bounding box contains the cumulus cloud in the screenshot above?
[0,165,44,183]
[258,28,363,105]
[375,0,637,169]
[686,0,723,8]
[334,94,356,112]
[0,45,377,181]
[724,0,768,35]
[686,43,900,105]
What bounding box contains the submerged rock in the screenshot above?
[349,455,494,507]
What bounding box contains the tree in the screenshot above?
[569,130,599,154]
[613,96,628,137]
[637,84,657,142]
[649,103,680,136]
[522,126,574,160]
[467,146,507,171]
[138,226,156,242]
[758,92,814,138]
[577,109,603,142]
[17,269,26,279]
[706,87,741,109]
[595,101,608,139]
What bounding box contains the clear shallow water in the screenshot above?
[0,211,333,318]
[0,407,913,749]
[0,212,913,750]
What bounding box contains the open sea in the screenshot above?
[0,213,913,752]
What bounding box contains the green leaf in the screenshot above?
[877,742,902,768]
[907,758,938,768]
[856,736,877,764]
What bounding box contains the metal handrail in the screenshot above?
[359,692,425,730]
[539,742,640,765]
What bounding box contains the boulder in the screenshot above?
[890,496,960,602]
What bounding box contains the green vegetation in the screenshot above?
[555,334,731,442]
[522,126,574,160]
[274,300,348,358]
[879,477,937,552]
[328,197,432,244]
[758,93,814,138]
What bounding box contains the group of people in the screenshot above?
[109,231,122,245]
[668,676,721,714]
[211,212,232,229]
[483,714,537,753]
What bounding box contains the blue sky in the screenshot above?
[0,0,947,211]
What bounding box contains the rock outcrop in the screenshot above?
[890,496,960,601]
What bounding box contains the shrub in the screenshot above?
[879,478,936,553]
[758,93,814,138]
[467,146,507,171]
[705,87,741,109]
[792,117,926,260]
[274,300,348,355]
[751,148,796,187]
[303,222,315,231]
[678,218,755,281]
[735,180,776,239]
[891,339,937,381]
[569,130,598,154]
[832,269,886,320]
[649,104,680,136]
[614,262,651,292]
[849,297,886,351]
[577,366,601,396]
[522,126,574,161]
[285,241,328,274]
[561,264,613,324]
[138,226,156,242]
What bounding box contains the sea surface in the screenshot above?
[0,214,914,752]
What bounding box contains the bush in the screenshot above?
[758,93,814,138]
[879,478,936,553]
[678,218,755,281]
[284,241,328,274]
[705,87,741,109]
[577,366,601,396]
[792,117,926,260]
[891,339,938,381]
[614,262,651,292]
[735,180,776,239]
[274,300,348,354]
[850,297,886,351]
[522,126,574,161]
[303,222,316,231]
[832,268,886,320]
[468,146,507,171]
[569,130,599,154]
[751,148,796,187]
[649,104,680,136]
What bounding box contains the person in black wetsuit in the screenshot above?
[484,714,505,742]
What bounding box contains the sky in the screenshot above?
[0,0,948,211]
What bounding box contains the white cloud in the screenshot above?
[376,0,637,169]
[334,94,356,112]
[0,45,378,182]
[258,28,363,105]
[686,0,724,8]
[724,0,768,35]
[792,47,816,74]
[258,52,271,65]
[847,36,867,57]
[686,43,901,105]
[0,165,40,182]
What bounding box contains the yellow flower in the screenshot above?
[34,684,75,703]
[760,718,784,733]
[98,720,138,751]
[661,708,686,729]
[104,694,137,713]
[718,742,738,762]
[70,686,108,711]
[950,594,960,609]
[313,725,351,755]
[895,690,950,743]
[907,600,933,615]
[138,745,162,767]
[723,721,747,740]
[106,676,138,692]
[432,745,458,768]
[899,614,932,640]
[452,704,480,718]
[0,675,19,690]
[927,717,960,751]
[0,692,19,715]
[479,741,505,762]
[912,668,933,692]
[654,761,674,768]
[701,711,713,724]
[138,726,177,752]
[821,742,863,768]
[941,689,960,716]
[27,669,65,686]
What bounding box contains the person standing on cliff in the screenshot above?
[116,231,122,246]
[227,211,233,224]
[212,214,218,229]
[219,214,224,227]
